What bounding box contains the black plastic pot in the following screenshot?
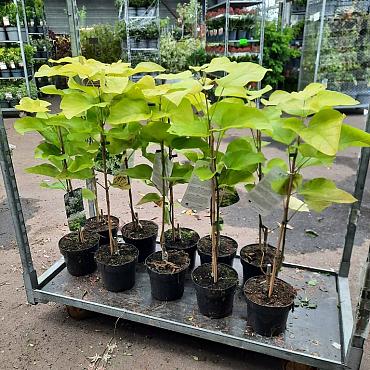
[6,27,18,41]
[128,7,137,16]
[0,100,9,108]
[85,215,119,246]
[37,26,44,33]
[96,243,139,292]
[9,99,19,108]
[229,30,237,41]
[0,27,6,41]
[28,26,37,33]
[137,7,147,16]
[164,227,200,270]
[59,232,100,276]
[11,69,22,77]
[39,50,48,59]
[121,220,158,263]
[244,277,295,336]
[237,30,247,39]
[197,235,238,267]
[146,250,189,301]
[1,69,11,78]
[192,263,238,318]
[240,243,277,284]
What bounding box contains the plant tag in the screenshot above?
[5,92,12,100]
[0,62,6,70]
[10,62,16,69]
[181,160,211,211]
[3,16,10,27]
[245,167,285,216]
[151,150,173,196]
[112,172,130,190]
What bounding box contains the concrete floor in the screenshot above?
[0,111,369,370]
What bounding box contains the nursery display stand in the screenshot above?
[1,0,32,116]
[1,104,370,369]
[205,0,266,64]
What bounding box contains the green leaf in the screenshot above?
[141,121,173,143]
[285,109,344,156]
[224,151,265,171]
[272,173,302,195]
[40,181,66,190]
[289,196,309,212]
[16,97,51,113]
[309,90,359,111]
[156,71,193,80]
[339,124,370,150]
[194,162,215,180]
[14,116,45,134]
[68,156,94,173]
[218,169,255,186]
[107,98,151,125]
[68,77,99,97]
[203,57,236,73]
[299,178,357,212]
[217,62,270,87]
[171,137,208,152]
[132,62,165,74]
[122,164,152,180]
[137,192,161,205]
[81,188,96,200]
[26,163,60,178]
[40,85,65,96]
[168,117,209,137]
[61,93,95,119]
[100,76,129,94]
[263,158,288,174]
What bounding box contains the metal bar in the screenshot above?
[297,0,310,90]
[339,112,370,277]
[14,0,30,96]
[65,0,81,56]
[258,0,266,67]
[337,276,353,356]
[0,112,38,304]
[225,0,230,56]
[32,287,345,370]
[346,245,370,370]
[313,0,326,83]
[37,258,65,289]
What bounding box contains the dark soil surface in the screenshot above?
[244,276,296,307]
[84,215,119,233]
[59,231,99,252]
[121,220,158,239]
[192,263,239,290]
[219,187,240,207]
[240,244,277,268]
[198,235,238,257]
[95,243,138,266]
[146,250,189,274]
[164,227,199,249]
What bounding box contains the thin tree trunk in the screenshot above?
[101,133,115,255]
[168,148,176,242]
[210,132,218,283]
[124,157,136,225]
[91,170,100,221]
[160,142,168,261]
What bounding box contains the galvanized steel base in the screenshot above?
[34,255,350,370]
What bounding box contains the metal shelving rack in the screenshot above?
[118,0,160,69]
[298,0,370,109]
[0,0,31,115]
[205,0,266,64]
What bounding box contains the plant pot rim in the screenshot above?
[121,219,159,240]
[240,243,276,266]
[95,243,138,267]
[164,227,200,249]
[191,262,238,291]
[243,276,296,309]
[197,234,238,257]
[145,250,190,275]
[59,231,100,253]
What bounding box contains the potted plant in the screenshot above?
[0,5,6,41]
[14,95,100,276]
[3,3,19,41]
[164,58,268,317]
[0,87,9,108]
[8,48,22,77]
[243,83,370,336]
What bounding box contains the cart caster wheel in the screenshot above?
[65,305,96,320]
[284,362,316,370]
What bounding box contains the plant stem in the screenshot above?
[168,147,176,242]
[124,156,136,225]
[210,131,218,283]
[101,132,115,255]
[160,142,168,262]
[268,149,298,298]
[57,127,73,193]
[91,170,100,222]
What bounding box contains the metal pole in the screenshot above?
[298,0,310,90]
[225,0,230,56]
[346,244,370,370]
[66,0,81,56]
[14,0,30,97]
[259,0,266,67]
[313,0,326,83]
[339,111,370,277]
[0,112,38,304]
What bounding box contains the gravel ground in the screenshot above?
[0,112,369,370]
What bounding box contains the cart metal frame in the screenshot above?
[1,108,369,370]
